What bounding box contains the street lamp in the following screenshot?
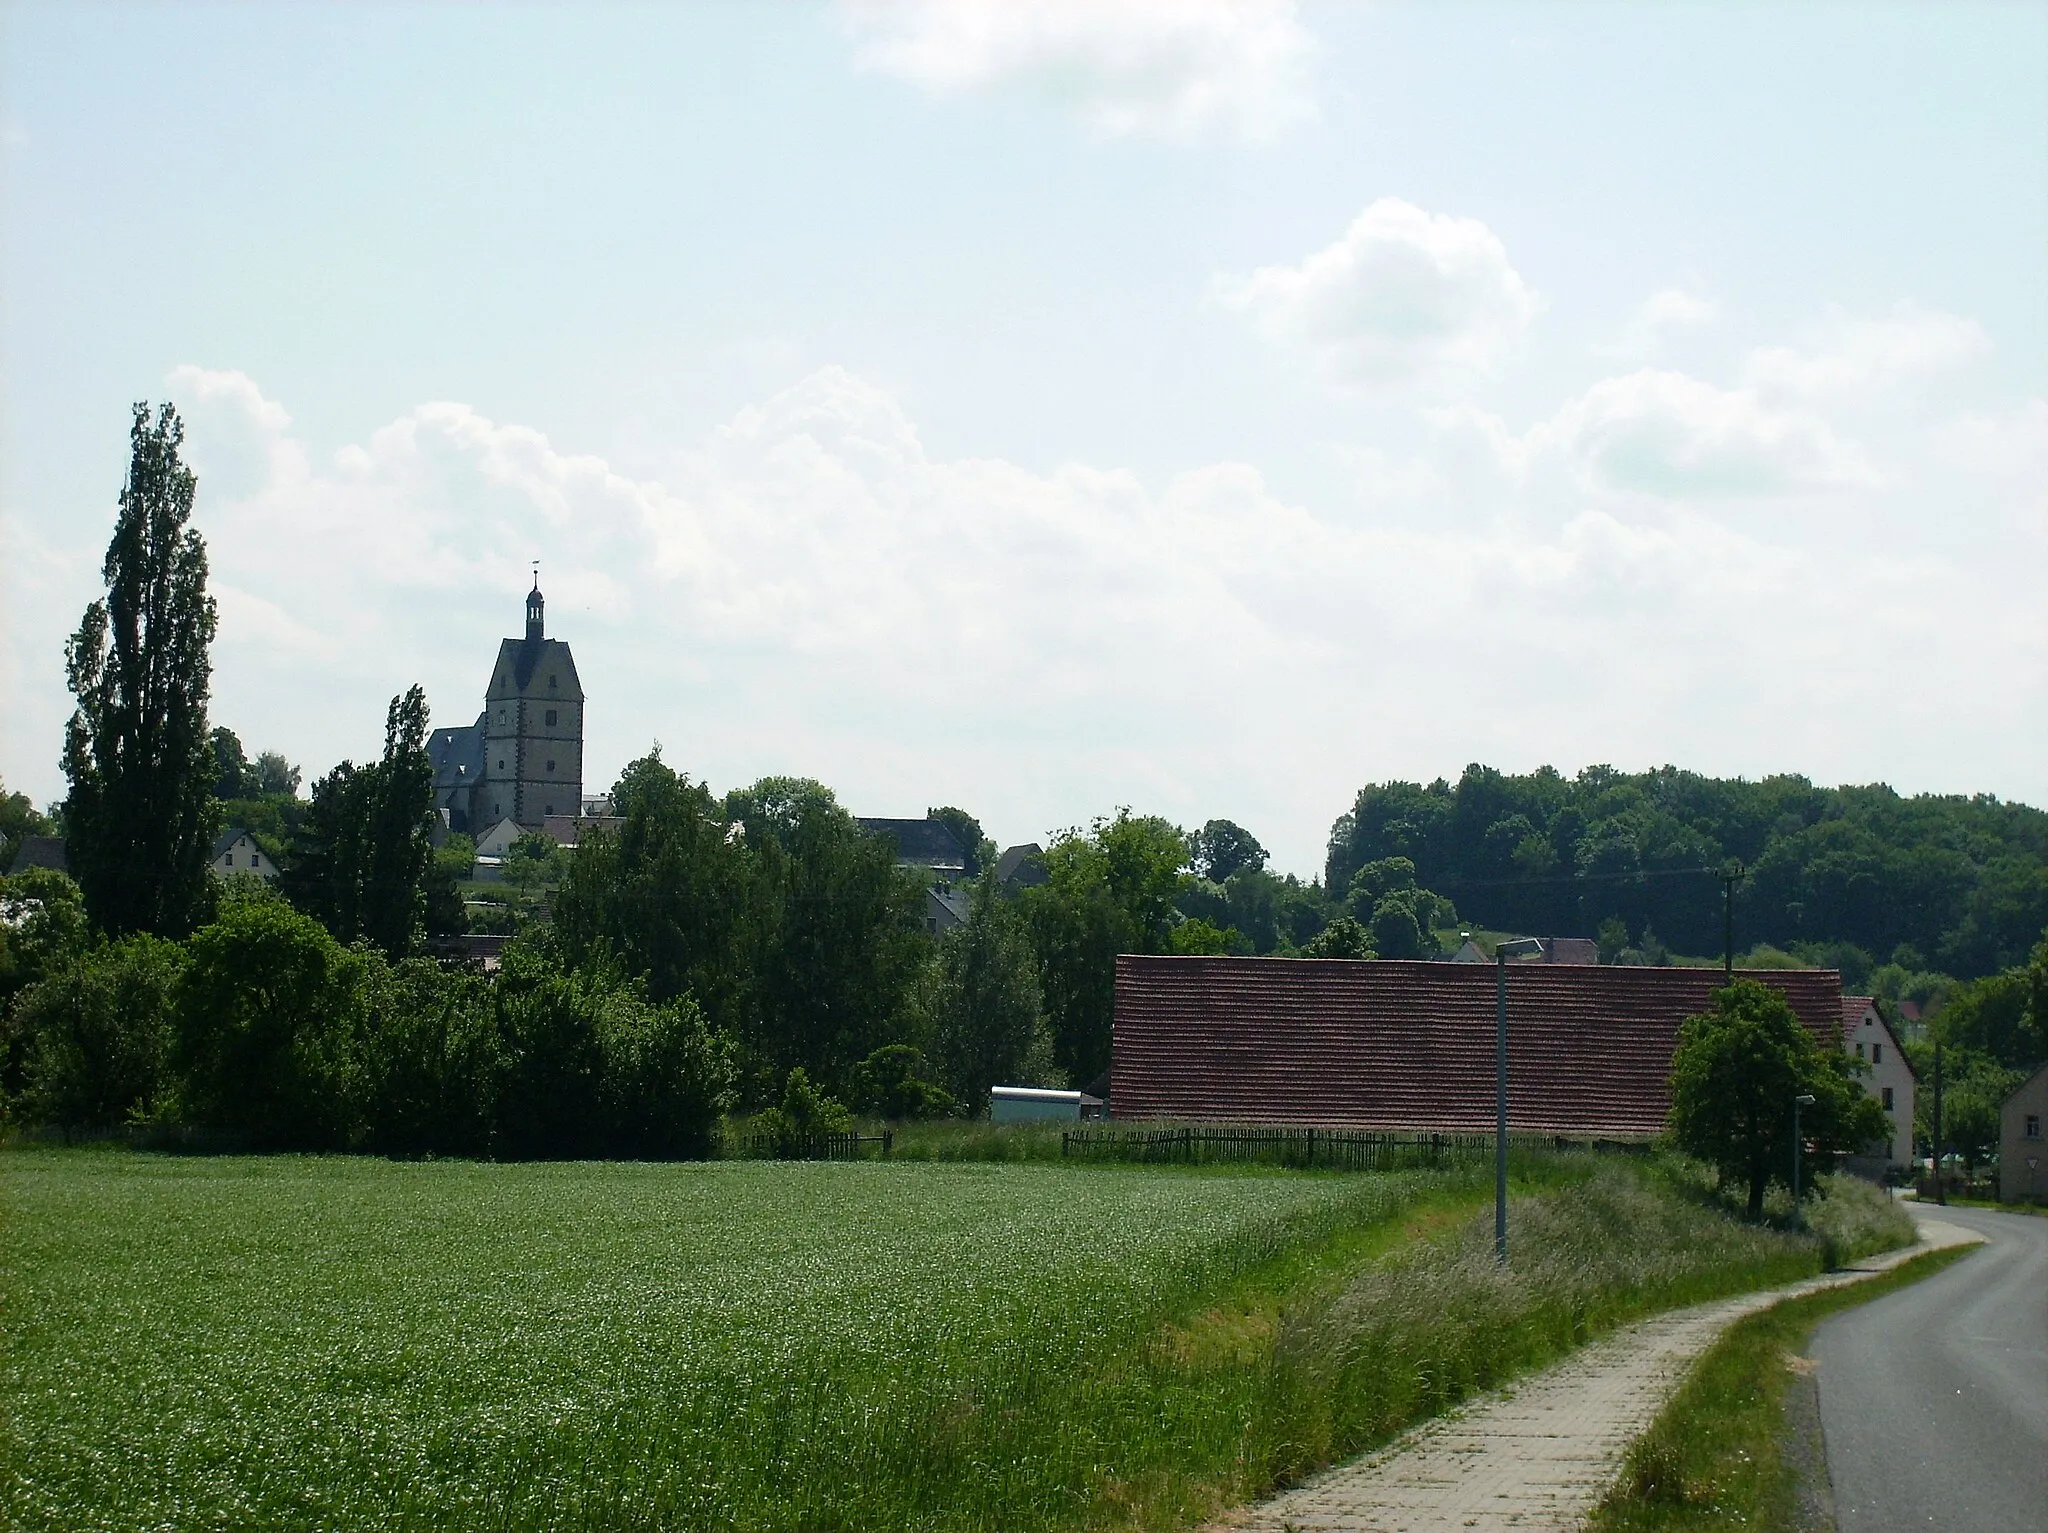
[1793,1092,1817,1223]
[1493,936,1546,1263]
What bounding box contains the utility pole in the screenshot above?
[1492,937,1545,1263]
[1932,1037,1946,1206]
[1720,862,1745,980]
[1793,1093,1816,1224]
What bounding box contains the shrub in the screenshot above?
[757,1066,853,1156]
[494,954,730,1160]
[851,1043,955,1120]
[12,934,184,1133]
[596,987,731,1159]
[361,958,501,1157]
[172,890,372,1149]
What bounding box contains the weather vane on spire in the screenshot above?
[531,559,540,591]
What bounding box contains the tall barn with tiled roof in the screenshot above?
[428,580,584,834]
[1111,957,1847,1137]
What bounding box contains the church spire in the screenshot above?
[526,565,544,642]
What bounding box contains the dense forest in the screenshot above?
[1327,765,2048,981]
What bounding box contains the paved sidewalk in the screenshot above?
[1210,1216,1982,1533]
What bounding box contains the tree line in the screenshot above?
[1329,765,2048,980]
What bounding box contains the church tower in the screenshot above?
[428,578,585,835]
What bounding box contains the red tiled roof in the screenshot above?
[1112,957,1846,1137]
[1841,994,1918,1082]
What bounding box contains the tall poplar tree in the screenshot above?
[62,403,219,936]
[361,685,436,959]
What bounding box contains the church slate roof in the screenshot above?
[429,715,486,788]
[493,637,582,697]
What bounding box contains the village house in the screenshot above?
[1841,996,1916,1173]
[1999,1062,2048,1205]
[209,827,277,883]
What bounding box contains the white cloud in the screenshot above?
[1214,199,1539,389]
[839,0,1315,141]
[1528,369,1876,498]
[1744,304,1990,404]
[6,343,2036,872]
[80,364,2022,864]
[1599,284,1717,360]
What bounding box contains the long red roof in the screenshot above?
[1112,957,1846,1136]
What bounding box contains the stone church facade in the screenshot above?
[428,581,584,834]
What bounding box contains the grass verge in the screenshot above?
[1586,1243,1973,1533]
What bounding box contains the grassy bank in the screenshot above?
[1,1149,1890,1532]
[1587,1243,1971,1533]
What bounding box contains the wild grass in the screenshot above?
[0,1149,1875,1532]
[1586,1244,1971,1533]
[1797,1172,1916,1265]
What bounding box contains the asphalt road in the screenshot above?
[1812,1204,2048,1533]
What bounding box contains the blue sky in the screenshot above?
[5,1,2044,875]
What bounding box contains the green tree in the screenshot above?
[1020,810,1186,1084]
[12,935,184,1133]
[1667,979,1888,1217]
[1189,818,1267,883]
[360,686,436,958]
[281,687,436,959]
[252,750,301,798]
[0,868,91,1012]
[1168,917,1246,955]
[727,776,929,1098]
[1367,895,1433,960]
[1934,967,2045,1071]
[1929,1055,2023,1176]
[926,806,993,876]
[0,777,56,871]
[282,760,372,938]
[210,727,259,799]
[503,831,567,893]
[491,941,730,1160]
[1300,914,1374,959]
[62,403,220,937]
[551,752,761,1037]
[424,834,473,938]
[932,875,1047,1104]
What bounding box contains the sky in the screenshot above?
[4,0,2045,878]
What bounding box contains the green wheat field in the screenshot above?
[1,1149,1900,1532]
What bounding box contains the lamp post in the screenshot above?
[1493,936,1546,1263]
[1793,1092,1816,1223]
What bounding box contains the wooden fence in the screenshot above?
[721,1129,895,1162]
